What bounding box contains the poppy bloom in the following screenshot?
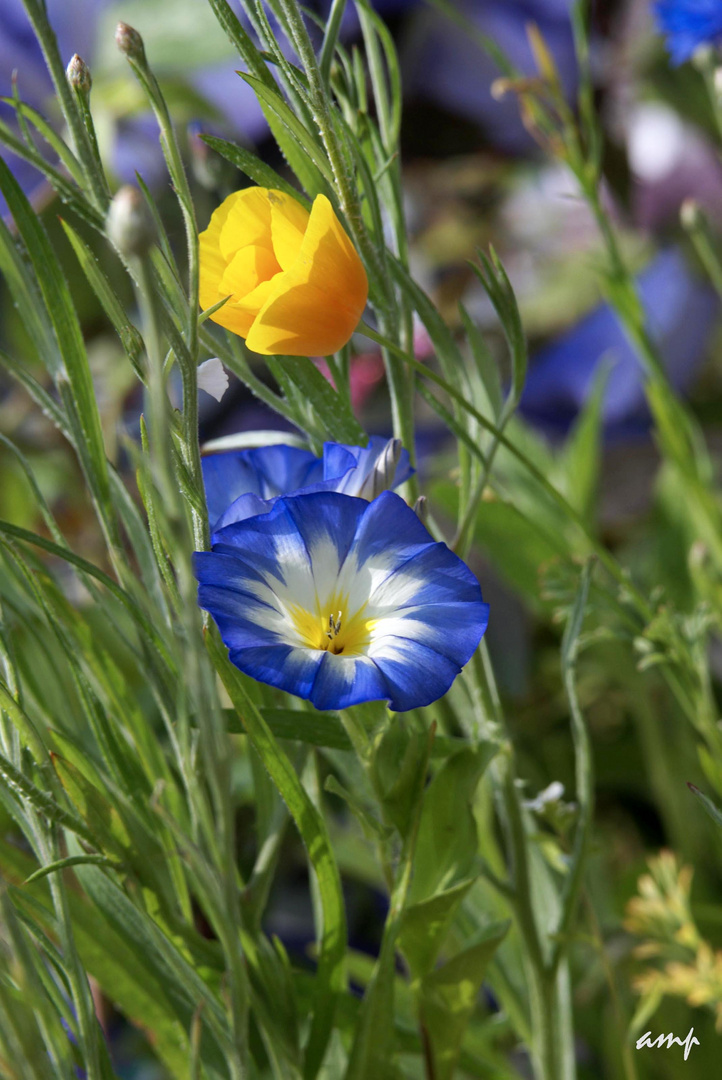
[195,490,488,711]
[202,437,413,531]
[199,187,368,356]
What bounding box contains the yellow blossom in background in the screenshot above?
[199,187,368,357]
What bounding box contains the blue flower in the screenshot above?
[520,249,718,437]
[202,437,413,531]
[196,490,488,711]
[654,0,722,64]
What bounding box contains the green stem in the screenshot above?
[21,0,108,210]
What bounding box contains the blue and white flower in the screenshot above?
[654,0,722,64]
[202,437,414,531]
[195,490,488,711]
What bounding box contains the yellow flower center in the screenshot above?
[289,594,377,656]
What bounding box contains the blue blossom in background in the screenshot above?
[520,249,718,437]
[203,437,413,531]
[654,0,722,64]
[196,490,488,710]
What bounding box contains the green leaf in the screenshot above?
[67,847,231,1071]
[459,302,503,421]
[0,840,198,1077]
[266,356,366,445]
[207,626,346,1080]
[60,219,145,378]
[559,361,610,525]
[51,755,132,860]
[418,921,509,1080]
[409,745,497,903]
[688,782,722,829]
[24,854,120,885]
[398,877,477,980]
[225,706,353,750]
[242,74,332,195]
[0,749,96,846]
[372,724,432,839]
[0,677,47,764]
[200,135,307,202]
[470,249,527,409]
[0,158,113,529]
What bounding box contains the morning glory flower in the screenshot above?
[195,490,488,711]
[654,0,722,64]
[202,437,413,531]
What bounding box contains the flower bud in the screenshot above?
[66,53,91,94]
[115,22,145,62]
[106,185,154,257]
[680,198,701,230]
[412,495,428,525]
[357,438,402,500]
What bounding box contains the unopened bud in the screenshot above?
[187,121,224,191]
[115,21,145,62]
[66,53,91,94]
[106,185,154,257]
[358,437,402,500]
[412,495,428,525]
[714,66,722,100]
[681,198,701,230]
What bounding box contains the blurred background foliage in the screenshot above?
[4,0,722,1077]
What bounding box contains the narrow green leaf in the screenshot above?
[0,158,113,528]
[200,134,307,202]
[242,73,333,192]
[688,783,722,829]
[0,750,96,846]
[560,361,610,525]
[207,626,347,1080]
[409,745,497,903]
[0,678,47,764]
[24,854,119,885]
[419,921,510,1080]
[398,878,477,980]
[60,219,145,378]
[266,356,366,445]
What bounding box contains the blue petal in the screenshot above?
[309,654,390,711]
[284,490,369,575]
[392,600,491,664]
[229,644,323,700]
[202,445,322,527]
[655,0,722,63]
[351,490,436,572]
[214,492,274,533]
[371,639,466,713]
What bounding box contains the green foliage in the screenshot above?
[0,1,719,1079]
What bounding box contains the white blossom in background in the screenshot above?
[197,357,229,402]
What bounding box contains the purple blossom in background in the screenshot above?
[519,249,718,438]
[654,0,722,65]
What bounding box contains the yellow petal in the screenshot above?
[219,186,274,261]
[217,276,282,338]
[245,194,368,356]
[220,244,281,301]
[269,191,310,271]
[199,189,248,314]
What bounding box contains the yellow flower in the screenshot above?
[199,187,368,357]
